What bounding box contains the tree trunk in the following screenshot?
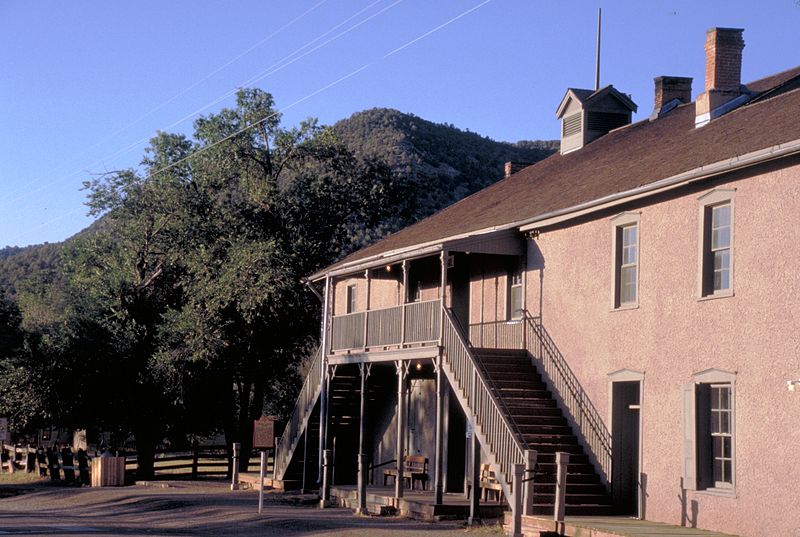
[133,427,158,480]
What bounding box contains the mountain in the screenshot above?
[333,108,558,219]
[0,109,557,297]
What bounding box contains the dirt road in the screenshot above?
[0,481,504,536]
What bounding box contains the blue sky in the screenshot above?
[1,0,799,247]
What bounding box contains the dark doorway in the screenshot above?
[612,380,640,516]
[449,253,470,332]
[445,389,466,492]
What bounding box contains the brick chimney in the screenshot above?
[504,161,532,178]
[652,76,692,118]
[696,28,747,126]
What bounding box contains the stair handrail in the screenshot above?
[524,314,612,485]
[274,346,324,481]
[441,307,525,494]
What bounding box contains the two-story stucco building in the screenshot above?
[273,28,800,537]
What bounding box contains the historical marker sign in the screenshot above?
[252,416,275,449]
[0,417,9,444]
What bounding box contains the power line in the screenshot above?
[3,0,329,203]
[4,0,391,210]
[9,0,494,246]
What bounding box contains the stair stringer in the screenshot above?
[439,356,516,505]
[274,349,324,482]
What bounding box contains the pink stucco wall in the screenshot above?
[523,162,800,536]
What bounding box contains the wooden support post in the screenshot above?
[300,428,308,494]
[231,443,240,491]
[400,260,408,346]
[524,449,537,516]
[258,451,266,514]
[468,433,481,525]
[439,251,448,345]
[357,363,371,514]
[320,449,332,508]
[554,451,570,523]
[434,353,445,505]
[318,277,331,483]
[395,361,409,499]
[357,453,368,515]
[511,463,524,537]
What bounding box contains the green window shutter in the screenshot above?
[682,383,698,490]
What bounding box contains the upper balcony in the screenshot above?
[328,298,442,361]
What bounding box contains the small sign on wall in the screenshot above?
[466,421,474,439]
[253,417,275,449]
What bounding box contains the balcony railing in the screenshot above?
[329,299,441,353]
[468,319,526,349]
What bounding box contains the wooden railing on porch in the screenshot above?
[442,308,524,500]
[468,315,613,487]
[329,299,441,353]
[274,347,323,481]
[468,319,526,349]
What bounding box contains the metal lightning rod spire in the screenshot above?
[595,7,602,90]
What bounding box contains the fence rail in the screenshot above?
[329,299,441,353]
[274,347,323,481]
[442,308,524,497]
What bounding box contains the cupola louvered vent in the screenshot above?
[562,113,582,137]
[586,111,629,132]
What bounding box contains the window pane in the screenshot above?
[723,436,732,458]
[719,386,730,408]
[510,286,522,318]
[712,204,730,227]
[713,457,722,483]
[712,226,730,250]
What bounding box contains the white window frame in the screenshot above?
[507,268,524,320]
[697,189,735,300]
[682,368,736,497]
[346,284,357,314]
[610,212,641,310]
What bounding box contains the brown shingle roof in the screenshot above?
[321,67,800,275]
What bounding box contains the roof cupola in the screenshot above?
[555,85,637,155]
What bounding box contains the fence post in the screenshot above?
[231,443,240,491]
[258,451,266,514]
[511,463,524,537]
[191,443,199,481]
[320,449,332,508]
[524,449,537,516]
[554,451,569,524]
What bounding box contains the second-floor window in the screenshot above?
[508,270,523,320]
[346,284,357,314]
[704,202,731,295]
[615,223,638,307]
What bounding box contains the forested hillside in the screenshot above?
[334,108,558,218]
[1,109,556,298]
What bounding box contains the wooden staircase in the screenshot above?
[473,348,612,516]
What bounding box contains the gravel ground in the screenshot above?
[0,480,505,536]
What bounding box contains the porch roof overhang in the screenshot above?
[309,227,525,281]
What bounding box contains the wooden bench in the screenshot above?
[479,463,503,502]
[383,455,429,490]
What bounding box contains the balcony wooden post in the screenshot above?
[363,270,370,349]
[400,260,408,347]
[434,351,445,504]
[318,276,331,483]
[439,250,448,345]
[524,449,538,516]
[395,361,409,499]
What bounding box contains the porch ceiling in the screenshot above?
[312,228,524,280]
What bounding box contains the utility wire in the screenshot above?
[4,0,391,210]
[3,0,329,202]
[9,0,494,246]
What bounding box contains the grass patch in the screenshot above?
[0,473,48,485]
